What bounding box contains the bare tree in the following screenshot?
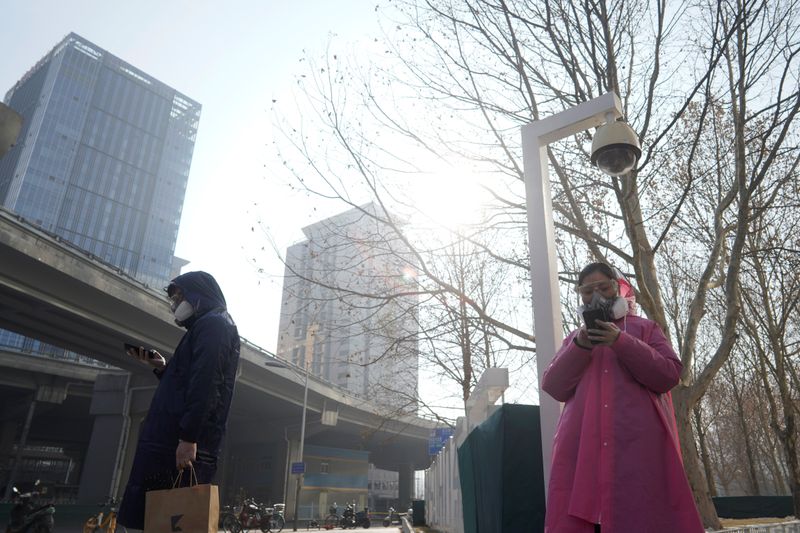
[267,0,800,526]
[738,195,800,514]
[266,198,532,424]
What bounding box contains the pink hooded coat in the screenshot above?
[541,314,704,532]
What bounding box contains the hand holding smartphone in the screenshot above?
[582,308,612,344]
[124,342,156,358]
[124,343,165,369]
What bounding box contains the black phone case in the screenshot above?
[582,308,611,342]
[124,343,156,358]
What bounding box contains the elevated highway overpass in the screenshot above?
[0,207,437,511]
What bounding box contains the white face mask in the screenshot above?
[172,300,195,322]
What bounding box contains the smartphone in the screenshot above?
[582,308,611,343]
[124,343,157,359]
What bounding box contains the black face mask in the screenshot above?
[578,291,629,320]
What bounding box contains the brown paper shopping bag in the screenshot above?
[144,467,219,533]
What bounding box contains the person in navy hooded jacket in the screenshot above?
[118,271,240,530]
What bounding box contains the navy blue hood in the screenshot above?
[168,271,227,320]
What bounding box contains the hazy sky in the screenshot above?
[1,1,387,352]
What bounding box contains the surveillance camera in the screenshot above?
[590,120,641,176]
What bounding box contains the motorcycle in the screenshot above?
[353,507,371,529]
[339,503,355,529]
[335,503,369,530]
[220,497,283,532]
[5,481,55,533]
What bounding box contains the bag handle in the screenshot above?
[172,464,199,488]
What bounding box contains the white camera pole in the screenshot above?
[521,92,623,499]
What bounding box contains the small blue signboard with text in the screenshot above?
[428,427,455,456]
[291,461,305,474]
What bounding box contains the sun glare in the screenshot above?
[401,266,418,281]
[412,164,487,234]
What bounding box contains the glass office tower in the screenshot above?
[0,32,200,353]
[0,32,200,288]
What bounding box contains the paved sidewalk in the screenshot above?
[54,521,406,533]
[711,521,800,533]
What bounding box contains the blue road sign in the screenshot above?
[428,427,455,455]
[291,461,305,474]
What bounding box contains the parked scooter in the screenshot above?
[5,481,55,533]
[382,507,400,527]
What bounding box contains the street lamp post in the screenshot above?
[521,92,624,498]
[293,364,309,531]
[264,359,310,531]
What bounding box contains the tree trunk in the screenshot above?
[614,173,668,332]
[763,440,788,495]
[729,367,761,494]
[673,387,721,530]
[785,416,800,518]
[692,404,717,497]
[777,371,800,516]
[460,296,472,405]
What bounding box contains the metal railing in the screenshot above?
[239,336,452,425]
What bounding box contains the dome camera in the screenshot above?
[590,120,641,176]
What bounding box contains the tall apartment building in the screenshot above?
[276,205,419,411]
[0,32,199,352]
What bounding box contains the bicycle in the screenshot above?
[220,497,284,533]
[220,510,242,533]
[268,509,285,532]
[83,499,126,533]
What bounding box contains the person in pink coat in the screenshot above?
[541,262,704,533]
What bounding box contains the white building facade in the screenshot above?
[276,205,419,411]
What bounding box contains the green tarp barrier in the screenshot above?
[458,404,546,533]
[713,496,794,519]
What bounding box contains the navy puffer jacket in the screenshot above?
[118,271,239,529]
[144,270,240,452]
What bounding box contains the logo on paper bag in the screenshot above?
[170,514,183,532]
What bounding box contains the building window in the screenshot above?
[320,462,329,474]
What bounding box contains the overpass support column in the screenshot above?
[116,377,156,501]
[77,374,130,505]
[2,394,36,499]
[284,438,302,523]
[0,420,17,464]
[398,463,415,512]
